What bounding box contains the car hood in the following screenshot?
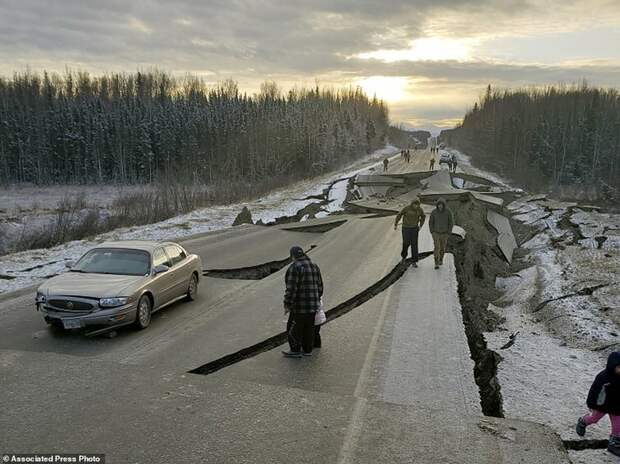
[38,272,147,299]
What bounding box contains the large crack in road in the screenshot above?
[448,198,508,417]
[189,253,432,376]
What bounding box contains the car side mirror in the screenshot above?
[65,261,74,269]
[153,264,169,275]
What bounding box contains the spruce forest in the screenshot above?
[442,84,620,201]
[0,70,389,186]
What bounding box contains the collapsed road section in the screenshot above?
[346,160,518,418]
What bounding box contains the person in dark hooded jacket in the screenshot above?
[429,198,454,269]
[576,352,620,456]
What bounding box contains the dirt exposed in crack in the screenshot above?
[509,216,542,247]
[265,201,327,225]
[446,197,511,417]
[189,253,432,376]
[563,439,609,450]
[532,283,614,313]
[556,209,586,245]
[205,246,317,280]
[281,219,347,233]
[264,177,353,226]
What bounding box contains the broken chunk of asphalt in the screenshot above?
[204,245,317,280]
[189,253,432,376]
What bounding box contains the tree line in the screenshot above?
[0,70,389,186]
[441,84,620,201]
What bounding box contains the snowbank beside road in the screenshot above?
[486,195,620,463]
[0,146,399,294]
[443,147,619,462]
[443,148,514,189]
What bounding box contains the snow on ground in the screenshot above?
[457,149,620,462]
[487,265,617,463]
[487,267,608,441]
[489,204,619,463]
[0,184,147,250]
[442,148,516,190]
[0,184,141,214]
[0,146,399,294]
[569,449,618,464]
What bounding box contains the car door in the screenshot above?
[164,245,192,299]
[151,247,176,307]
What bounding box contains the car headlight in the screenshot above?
[35,292,46,303]
[99,297,129,308]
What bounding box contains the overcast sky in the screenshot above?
[1,0,619,132]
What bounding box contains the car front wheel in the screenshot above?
[134,295,152,330]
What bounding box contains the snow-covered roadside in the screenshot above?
[442,147,619,462]
[442,148,515,190]
[0,145,399,294]
[485,196,620,463]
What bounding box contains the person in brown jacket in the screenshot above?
[429,157,435,171]
[429,198,454,269]
[394,198,426,267]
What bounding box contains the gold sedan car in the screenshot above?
[35,241,202,335]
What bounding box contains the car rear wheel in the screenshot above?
[185,274,198,301]
[134,295,152,330]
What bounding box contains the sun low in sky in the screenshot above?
[0,0,619,132]
[355,76,408,103]
[355,37,475,63]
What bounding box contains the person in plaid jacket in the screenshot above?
[283,246,323,358]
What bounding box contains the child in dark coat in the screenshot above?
[576,352,620,456]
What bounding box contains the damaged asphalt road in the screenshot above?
[0,148,572,463]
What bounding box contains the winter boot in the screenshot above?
[575,417,586,437]
[608,436,620,457]
[282,350,302,358]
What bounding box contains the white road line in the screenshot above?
[337,258,399,464]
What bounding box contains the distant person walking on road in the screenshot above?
[394,198,426,268]
[429,157,435,171]
[283,246,324,358]
[429,198,454,269]
[451,156,458,173]
[383,158,389,172]
[576,352,620,457]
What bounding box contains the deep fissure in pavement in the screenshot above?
[189,253,432,376]
[264,178,351,226]
[281,219,348,234]
[204,245,317,280]
[447,199,507,417]
[562,439,609,450]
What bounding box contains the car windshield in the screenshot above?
[72,248,150,276]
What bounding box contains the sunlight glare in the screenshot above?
[355,76,407,102]
[356,37,473,62]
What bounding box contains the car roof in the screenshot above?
[93,240,180,253]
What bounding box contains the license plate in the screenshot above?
[63,319,82,329]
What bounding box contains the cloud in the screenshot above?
[0,0,619,130]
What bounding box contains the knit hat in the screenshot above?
[290,246,305,259]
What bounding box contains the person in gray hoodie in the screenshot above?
[429,198,454,269]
